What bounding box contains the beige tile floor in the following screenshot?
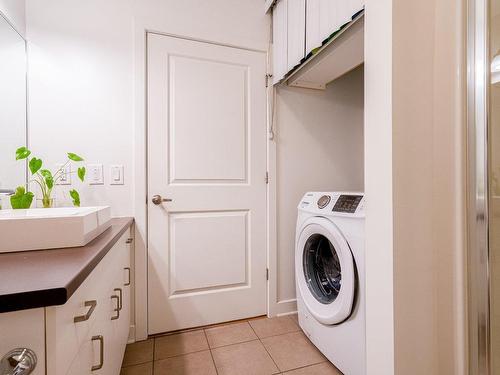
[120,315,343,375]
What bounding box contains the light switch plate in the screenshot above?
[55,163,71,185]
[109,165,124,185]
[87,164,104,185]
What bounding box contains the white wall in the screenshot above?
[26,1,135,215]
[25,0,269,217]
[364,0,394,373]
[273,67,364,313]
[364,0,467,374]
[0,0,25,36]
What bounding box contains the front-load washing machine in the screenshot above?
[296,192,365,375]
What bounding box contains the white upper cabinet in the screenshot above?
[309,0,363,52]
[287,0,306,72]
[272,0,365,86]
[272,0,288,84]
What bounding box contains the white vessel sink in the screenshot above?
[0,206,111,253]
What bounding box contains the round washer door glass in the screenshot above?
[303,234,341,304]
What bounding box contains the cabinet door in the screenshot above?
[348,0,365,18]
[287,0,305,71]
[305,0,321,53]
[307,0,364,55]
[65,304,113,375]
[0,309,45,375]
[272,0,288,84]
[109,238,131,375]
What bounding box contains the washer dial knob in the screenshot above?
[317,195,331,209]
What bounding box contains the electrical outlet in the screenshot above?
[87,164,104,185]
[56,163,71,185]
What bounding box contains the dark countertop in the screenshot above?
[0,217,133,313]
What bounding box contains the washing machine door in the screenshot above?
[296,217,356,325]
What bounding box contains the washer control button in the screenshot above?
[317,195,331,209]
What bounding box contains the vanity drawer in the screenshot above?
[46,230,131,375]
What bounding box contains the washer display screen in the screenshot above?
[332,195,362,213]
[303,234,341,304]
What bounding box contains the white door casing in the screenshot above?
[147,33,268,334]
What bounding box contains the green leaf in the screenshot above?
[39,169,52,179]
[10,186,34,209]
[69,189,80,207]
[15,147,31,160]
[67,152,84,162]
[39,169,54,189]
[45,176,54,190]
[29,157,43,175]
[77,166,86,182]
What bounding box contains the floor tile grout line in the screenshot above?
[248,316,301,340]
[152,337,156,374]
[149,315,267,339]
[154,347,212,361]
[203,328,220,375]
[209,337,261,350]
[248,319,282,373]
[121,359,153,369]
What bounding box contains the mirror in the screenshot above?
[0,13,27,195]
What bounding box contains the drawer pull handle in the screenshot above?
[74,300,97,323]
[114,288,123,310]
[111,295,120,320]
[126,238,133,244]
[124,267,131,286]
[91,335,104,371]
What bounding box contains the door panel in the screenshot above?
[147,33,267,334]
[168,55,248,183]
[169,211,249,294]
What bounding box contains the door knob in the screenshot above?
[152,195,172,205]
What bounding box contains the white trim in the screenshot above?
[133,25,148,341]
[276,307,298,317]
[275,299,298,316]
[266,65,278,317]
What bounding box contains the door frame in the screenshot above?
[133,25,276,341]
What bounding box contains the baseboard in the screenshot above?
[127,324,136,344]
[277,310,298,317]
[270,298,297,317]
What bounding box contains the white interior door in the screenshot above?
[147,33,268,334]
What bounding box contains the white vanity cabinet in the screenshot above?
[0,218,133,375]
[46,230,132,375]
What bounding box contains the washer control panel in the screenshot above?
[332,194,363,213]
[299,192,365,216]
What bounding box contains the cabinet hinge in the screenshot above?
[265,74,273,88]
[265,172,269,184]
[266,268,269,281]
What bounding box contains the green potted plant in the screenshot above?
[11,147,86,209]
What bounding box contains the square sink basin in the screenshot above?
[0,206,111,253]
